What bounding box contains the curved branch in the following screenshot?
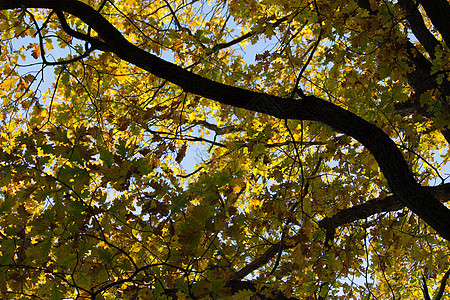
[230,240,295,281]
[229,173,446,283]
[226,280,299,299]
[1,0,450,241]
[55,10,111,52]
[434,267,450,300]
[399,42,450,142]
[419,0,450,47]
[319,183,450,234]
[423,273,432,300]
[398,0,441,59]
[209,14,291,53]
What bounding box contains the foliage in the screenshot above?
[0,0,449,299]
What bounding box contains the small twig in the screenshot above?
[26,10,49,64]
[399,144,445,184]
[210,13,292,54]
[290,28,323,99]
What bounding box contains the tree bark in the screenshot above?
[1,0,450,241]
[419,0,450,47]
[320,183,450,233]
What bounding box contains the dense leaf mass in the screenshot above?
[0,0,449,299]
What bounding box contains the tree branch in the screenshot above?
[2,0,450,241]
[399,42,450,142]
[192,120,243,135]
[55,10,111,52]
[226,280,299,299]
[419,0,450,47]
[434,267,450,300]
[209,14,291,54]
[398,0,441,59]
[423,273,432,300]
[319,183,450,234]
[229,232,305,282]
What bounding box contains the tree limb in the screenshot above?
[210,14,292,54]
[434,267,450,300]
[230,242,284,281]
[55,10,111,52]
[423,273,432,300]
[398,0,441,59]
[419,0,450,47]
[192,120,243,135]
[398,42,450,142]
[358,0,450,143]
[225,168,411,283]
[319,183,450,234]
[2,0,450,241]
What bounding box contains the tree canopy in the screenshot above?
[0,0,450,298]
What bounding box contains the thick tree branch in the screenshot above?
[398,0,441,59]
[434,267,450,300]
[231,181,450,285]
[192,120,243,135]
[405,42,450,99]
[55,10,111,52]
[419,0,450,47]
[2,0,450,241]
[229,240,298,281]
[225,280,299,299]
[397,42,450,142]
[319,183,450,233]
[358,0,450,144]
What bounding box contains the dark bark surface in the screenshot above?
[420,0,450,47]
[320,183,450,233]
[1,0,450,242]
